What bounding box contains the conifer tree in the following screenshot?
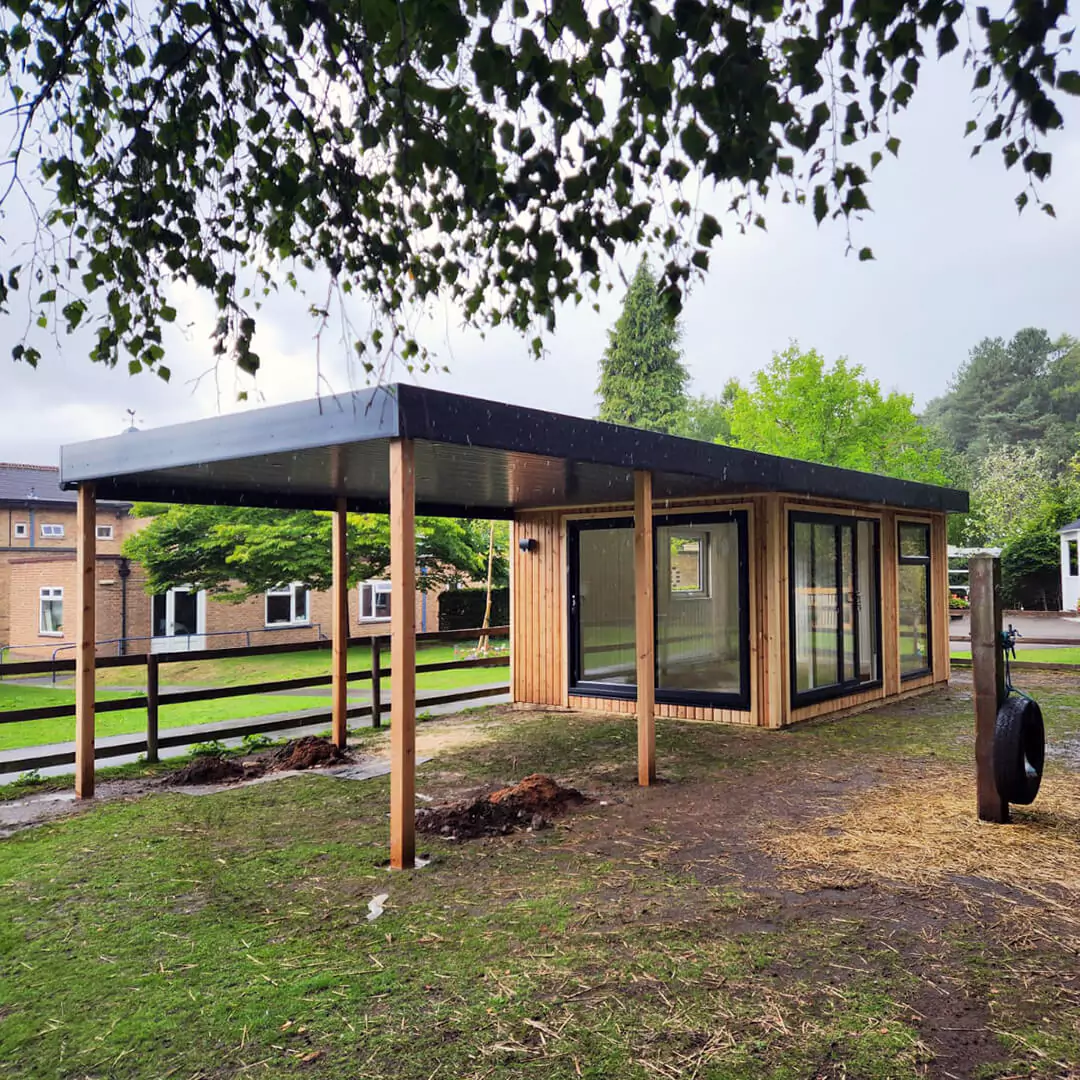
[597,260,688,434]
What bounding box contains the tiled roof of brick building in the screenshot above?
[0,463,130,507]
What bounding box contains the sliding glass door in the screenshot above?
[568,512,750,709]
[790,513,881,705]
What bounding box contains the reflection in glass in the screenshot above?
[656,521,742,694]
[793,517,879,696]
[857,520,879,682]
[577,527,636,684]
[899,563,931,674]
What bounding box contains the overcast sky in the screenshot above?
[3,51,1079,466]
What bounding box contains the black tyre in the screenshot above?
[993,695,1045,805]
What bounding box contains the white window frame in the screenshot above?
[96,524,115,541]
[358,580,392,622]
[40,523,65,539]
[13,522,28,539]
[264,583,310,627]
[39,587,64,636]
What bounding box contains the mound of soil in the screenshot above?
[164,755,255,786]
[416,773,587,840]
[269,736,350,772]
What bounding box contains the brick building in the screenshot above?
[1,462,443,659]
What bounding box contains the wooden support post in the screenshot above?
[970,555,1008,823]
[75,483,96,799]
[331,496,349,749]
[634,470,656,786]
[146,654,160,764]
[371,636,382,729]
[389,439,417,869]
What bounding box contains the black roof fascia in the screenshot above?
[394,385,969,514]
[59,383,968,515]
[59,386,400,490]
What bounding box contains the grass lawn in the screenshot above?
[951,645,1080,664]
[2,678,1080,1078]
[0,683,331,752]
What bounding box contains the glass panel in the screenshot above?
[374,590,391,619]
[361,587,373,618]
[266,592,291,625]
[152,594,167,636]
[899,563,931,674]
[656,521,741,694]
[173,590,198,634]
[1070,541,1078,577]
[577,527,635,685]
[856,520,879,682]
[294,587,309,622]
[899,524,930,559]
[841,526,856,684]
[794,522,840,692]
[40,596,63,634]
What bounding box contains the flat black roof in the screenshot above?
[59,385,969,516]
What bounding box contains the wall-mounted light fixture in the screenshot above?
[518,537,538,553]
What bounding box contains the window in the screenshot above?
[13,522,27,538]
[657,518,747,701]
[40,523,65,538]
[790,513,881,704]
[669,531,709,597]
[39,587,64,636]
[265,584,310,626]
[567,512,750,709]
[1069,540,1078,577]
[359,581,392,621]
[96,524,114,541]
[898,523,932,678]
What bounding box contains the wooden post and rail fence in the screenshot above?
[0,625,510,776]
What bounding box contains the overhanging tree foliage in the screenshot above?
[597,258,688,433]
[123,505,508,599]
[1,0,1076,376]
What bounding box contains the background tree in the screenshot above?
[723,344,947,483]
[675,381,740,443]
[123,506,508,599]
[957,443,1080,608]
[1,0,1075,375]
[597,259,688,434]
[923,329,1080,468]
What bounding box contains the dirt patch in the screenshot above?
[416,773,588,840]
[269,736,350,771]
[163,755,255,786]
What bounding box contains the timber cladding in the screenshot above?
[512,494,951,729]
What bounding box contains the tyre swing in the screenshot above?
[992,626,1045,806]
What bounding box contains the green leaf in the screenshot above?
[937,24,959,55]
[813,185,828,224]
[1059,71,1080,96]
[857,247,874,261]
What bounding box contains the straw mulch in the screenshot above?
[765,769,1080,950]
